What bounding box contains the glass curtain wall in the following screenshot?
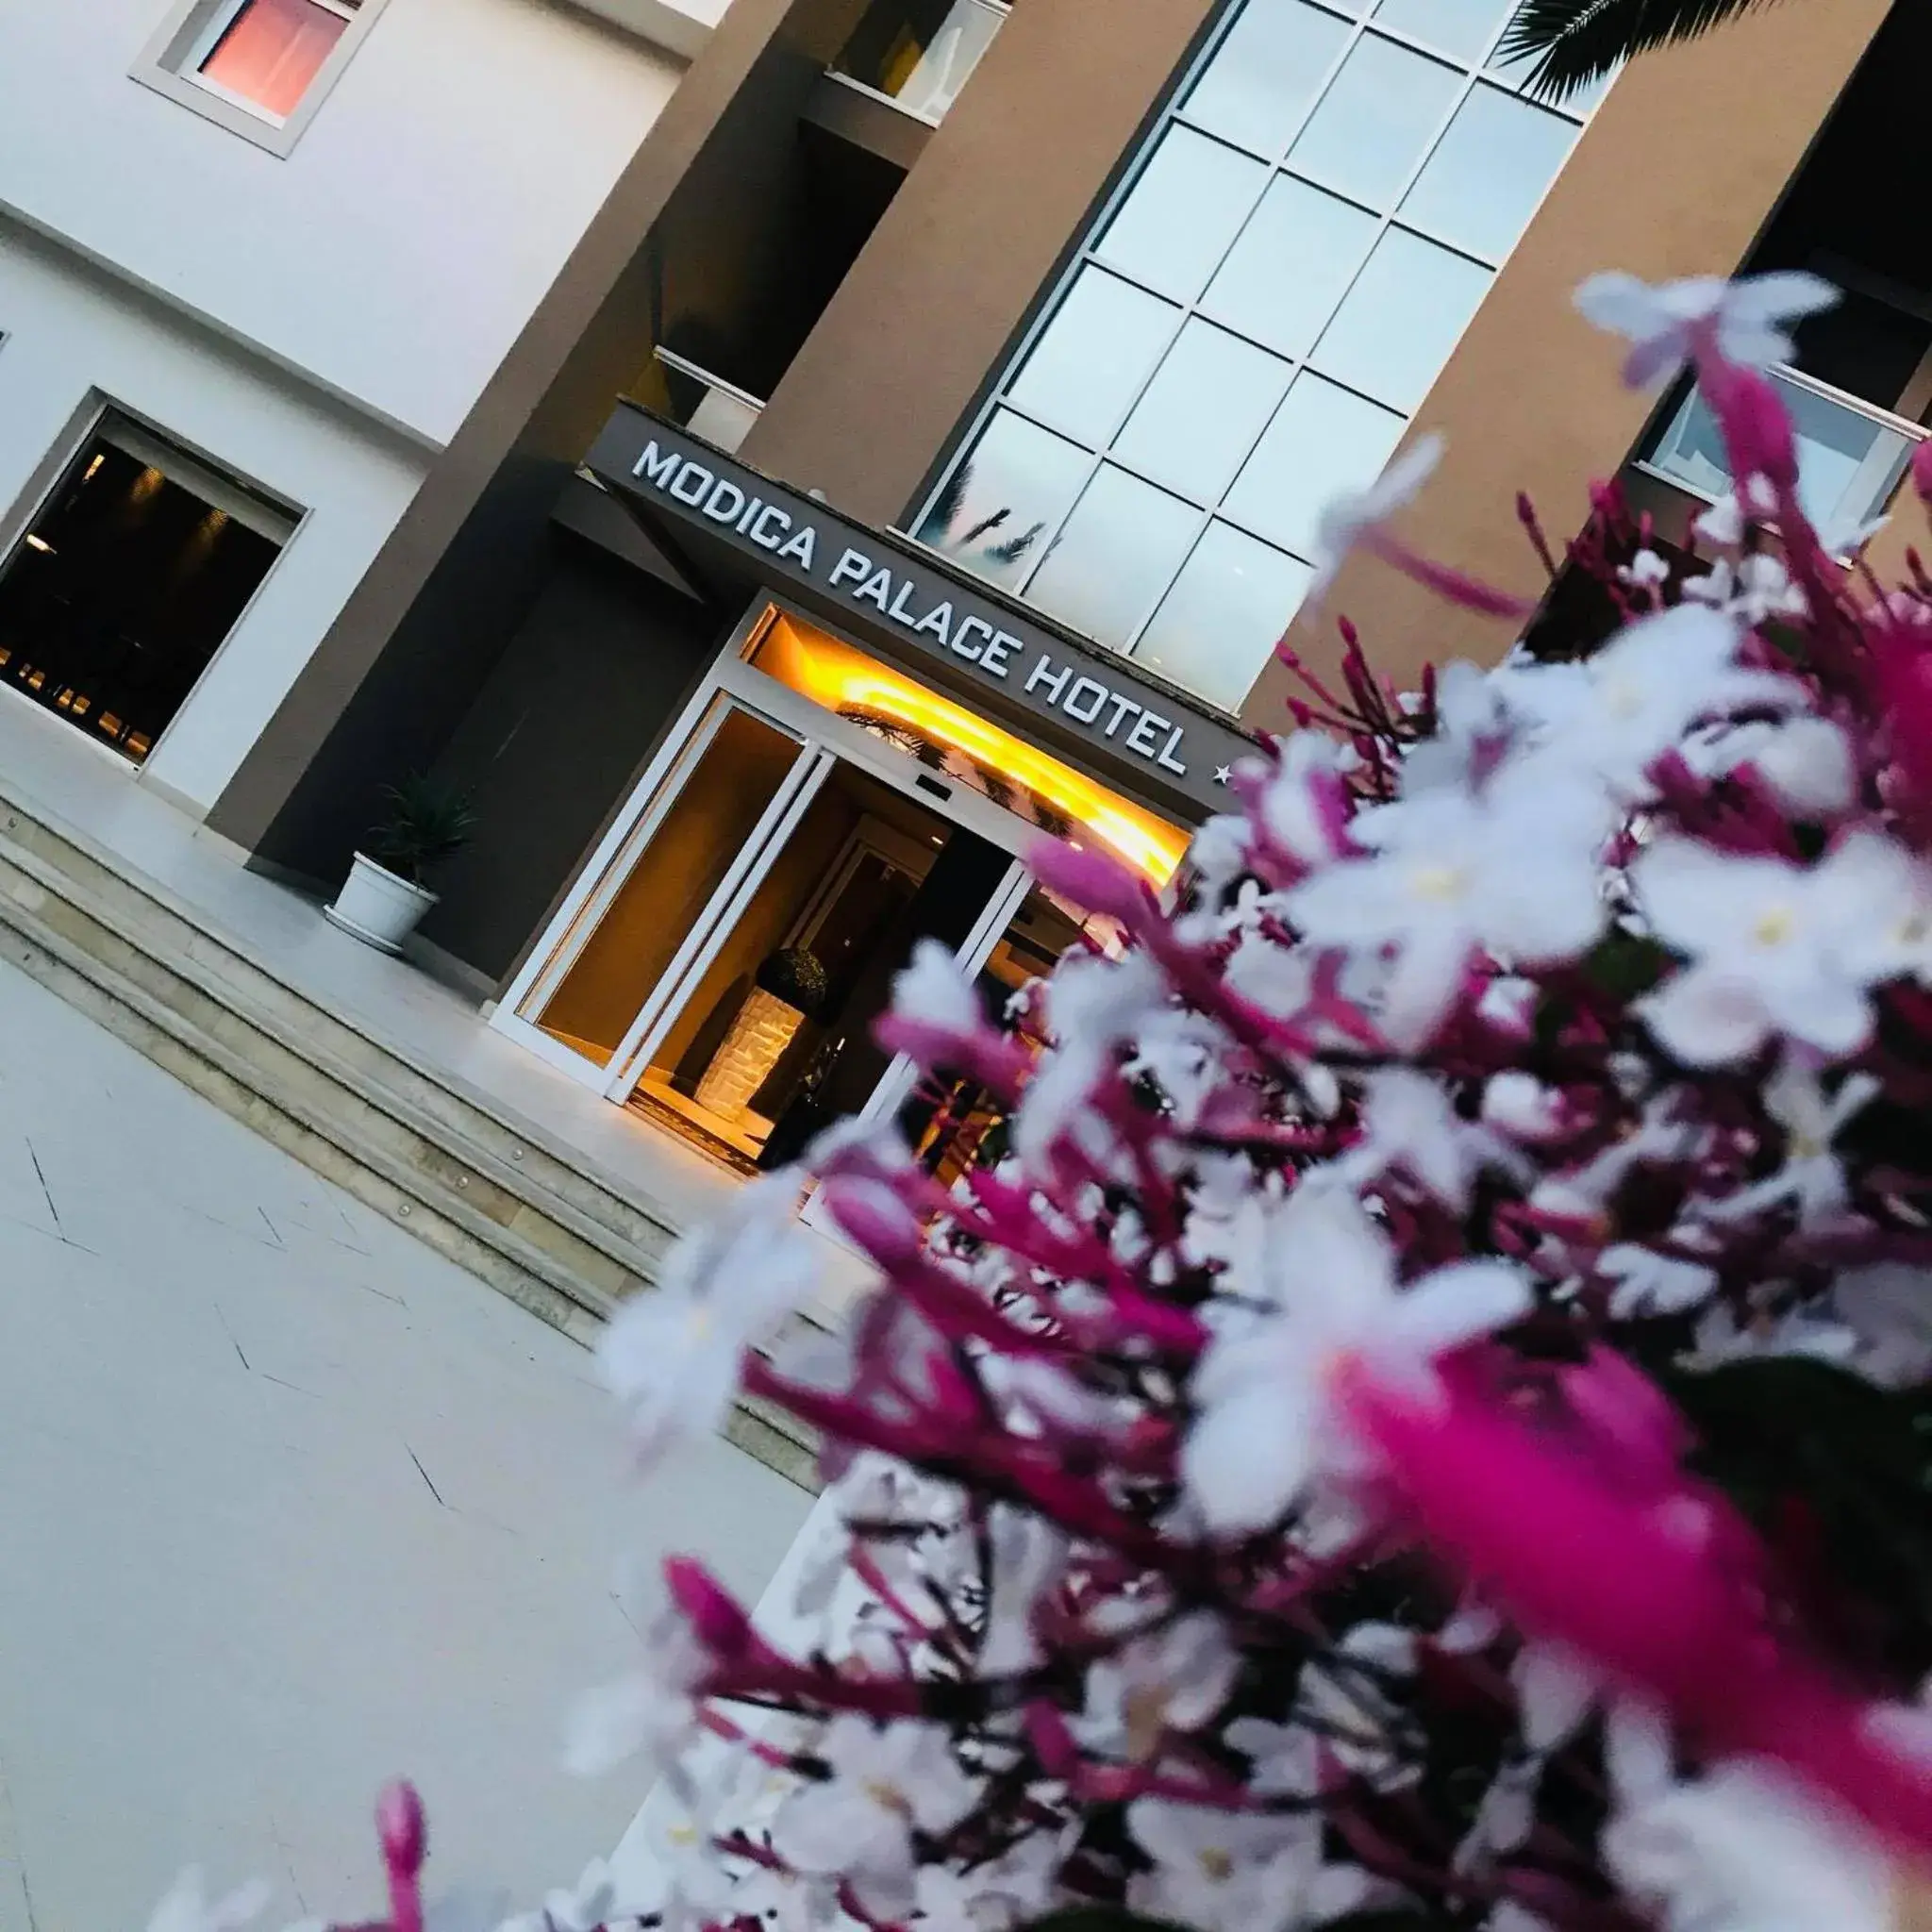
[916,0,1601,711]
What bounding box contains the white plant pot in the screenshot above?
[324,851,440,956]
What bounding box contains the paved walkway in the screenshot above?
[0,958,808,1931]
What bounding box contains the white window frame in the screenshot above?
[909,0,1607,707]
[133,0,391,157]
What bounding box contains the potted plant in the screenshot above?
[691,946,828,1122]
[324,775,476,956]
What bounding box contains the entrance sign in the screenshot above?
[587,406,1256,817]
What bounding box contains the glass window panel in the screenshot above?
[1026,465,1201,648]
[1224,372,1407,556]
[1399,83,1576,260]
[1372,0,1511,62]
[1114,320,1293,504]
[1094,125,1270,304]
[1136,522,1313,711]
[1007,266,1182,446]
[1307,227,1491,409]
[532,704,802,1065]
[1202,175,1380,358]
[916,410,1092,591]
[199,0,349,118]
[1286,33,1462,208]
[1180,0,1351,159]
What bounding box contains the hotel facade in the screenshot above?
[1,0,1923,1186]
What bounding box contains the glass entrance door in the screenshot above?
[496,602,1191,1175]
[519,695,823,1072]
[618,760,1018,1173]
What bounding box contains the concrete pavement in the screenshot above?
[0,957,808,1930]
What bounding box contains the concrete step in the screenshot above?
[0,790,821,1488]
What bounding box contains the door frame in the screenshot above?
[492,598,1089,1097]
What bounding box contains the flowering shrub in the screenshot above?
[175,269,1932,1932]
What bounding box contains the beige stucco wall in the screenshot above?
[1241,0,1895,730]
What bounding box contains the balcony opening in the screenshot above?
[0,412,294,763]
[829,0,1008,125]
[1626,0,1932,546]
[626,112,906,451]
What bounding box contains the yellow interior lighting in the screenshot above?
[752,612,1189,885]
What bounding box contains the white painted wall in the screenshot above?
[0,0,687,447]
[0,225,430,813]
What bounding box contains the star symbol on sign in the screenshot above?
[1213,765,1233,786]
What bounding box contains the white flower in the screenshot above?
[1691,480,1775,548]
[1397,659,1524,798]
[1015,950,1167,1169]
[1682,550,1808,626]
[911,1840,1063,1932]
[147,1872,272,1932]
[1127,1799,1371,1932]
[1287,762,1610,1050]
[1600,1243,1718,1318]
[1487,1907,1556,1932]
[1698,1056,1877,1227]
[1307,432,1443,602]
[1224,1715,1320,1799]
[769,1718,982,1918]
[727,1862,832,1932]
[1336,1067,1527,1211]
[1684,715,1856,816]
[598,1176,819,1458]
[892,940,986,1035]
[1603,1757,1891,1932]
[1686,1299,1857,1370]
[1481,1071,1569,1144]
[979,1504,1067,1674]
[1514,1642,1599,1753]
[1513,604,1801,800]
[1834,1263,1932,1387]
[533,1861,623,1932]
[1184,1185,1530,1533]
[564,1607,708,1777]
[1257,731,1356,867]
[1299,1623,1419,1787]
[1575,270,1837,387]
[1071,1611,1239,1758]
[1633,832,1912,1065]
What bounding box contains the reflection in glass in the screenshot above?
[1371,0,1510,61]
[1399,83,1575,261]
[1224,372,1407,556]
[1094,125,1270,304]
[915,409,1091,589]
[829,0,1009,120]
[1307,227,1490,409]
[532,704,802,1066]
[1026,465,1201,647]
[1136,521,1313,710]
[1007,266,1182,446]
[1180,0,1351,159]
[1644,370,1918,550]
[1203,174,1380,359]
[1113,320,1292,505]
[1287,33,1462,208]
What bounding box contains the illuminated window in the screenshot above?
[138,0,374,148]
[192,0,358,122]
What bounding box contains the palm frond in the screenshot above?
[1500,0,1783,104]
